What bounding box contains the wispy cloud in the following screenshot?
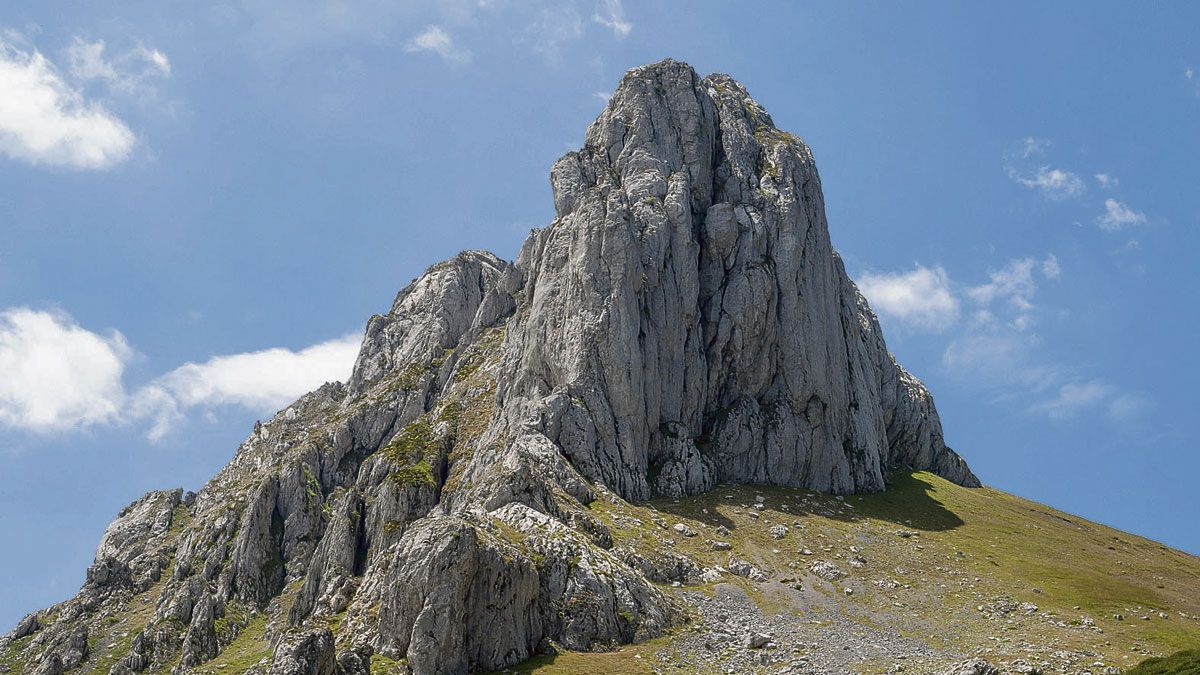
[1028,380,1150,421]
[861,253,1146,424]
[522,6,584,64]
[1020,136,1049,159]
[0,306,360,441]
[404,25,471,65]
[1009,165,1087,200]
[1041,254,1061,279]
[593,0,632,38]
[64,37,171,99]
[968,257,1040,309]
[1094,172,1118,189]
[1097,198,1146,231]
[0,35,135,169]
[856,265,959,331]
[1029,379,1114,419]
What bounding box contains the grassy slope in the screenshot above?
[1125,649,1200,674]
[497,471,1200,674]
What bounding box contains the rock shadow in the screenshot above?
[644,470,965,533]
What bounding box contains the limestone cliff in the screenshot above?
[1,59,977,675]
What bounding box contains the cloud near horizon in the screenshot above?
[0,307,360,441]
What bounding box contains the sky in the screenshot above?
[0,1,1197,627]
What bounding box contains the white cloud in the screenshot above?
[522,6,583,63]
[1027,380,1149,422]
[968,258,1038,308]
[856,265,959,331]
[0,37,135,169]
[1094,172,1118,189]
[593,91,611,104]
[943,254,1071,392]
[218,0,477,52]
[1107,392,1152,421]
[135,333,360,439]
[1009,165,1087,200]
[1029,379,1116,419]
[943,329,1059,393]
[404,25,471,65]
[65,38,171,95]
[1020,136,1048,159]
[863,250,1143,426]
[1041,254,1061,279]
[0,308,131,433]
[593,0,632,38]
[965,255,1058,320]
[0,306,361,441]
[1097,198,1146,231]
[151,335,360,414]
[141,47,170,74]
[64,38,117,82]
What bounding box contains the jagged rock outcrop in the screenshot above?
[267,629,336,675]
[1,59,978,675]
[480,60,976,503]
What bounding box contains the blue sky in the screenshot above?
[1,1,1197,627]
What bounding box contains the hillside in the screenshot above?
[497,471,1200,673]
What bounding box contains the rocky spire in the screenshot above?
[2,59,976,675]
[482,58,976,501]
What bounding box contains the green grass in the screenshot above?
[489,636,674,674]
[500,470,1200,673]
[190,611,270,674]
[1127,649,1200,674]
[370,652,407,674]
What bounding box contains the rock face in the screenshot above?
[487,61,975,502]
[1,59,977,674]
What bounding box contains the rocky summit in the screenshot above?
[9,59,1197,675]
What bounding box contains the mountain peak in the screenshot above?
[3,60,985,675]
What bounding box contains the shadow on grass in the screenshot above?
[646,469,965,533]
[854,470,966,531]
[1125,649,1200,675]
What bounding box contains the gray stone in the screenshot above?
[810,560,845,581]
[672,523,697,537]
[268,629,336,675]
[938,658,1000,675]
[745,633,772,649]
